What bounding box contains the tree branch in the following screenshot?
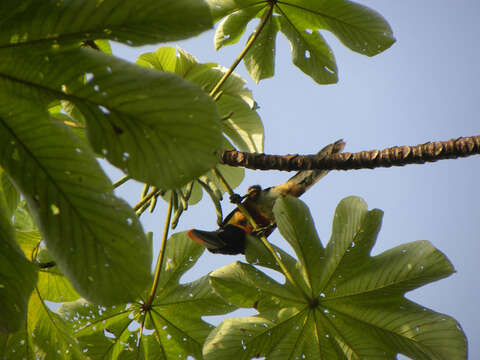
[220,136,480,171]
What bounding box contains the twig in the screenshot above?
[221,136,480,171]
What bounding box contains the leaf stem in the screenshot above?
[208,2,275,98]
[145,193,174,308]
[141,184,150,198]
[212,168,308,298]
[134,188,159,212]
[113,175,131,189]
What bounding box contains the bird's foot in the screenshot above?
[251,224,276,238]
[229,193,243,204]
[230,185,262,204]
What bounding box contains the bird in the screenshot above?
[188,140,345,255]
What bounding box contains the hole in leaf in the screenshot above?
[324,66,335,74]
[50,204,60,215]
[143,328,154,335]
[98,105,110,114]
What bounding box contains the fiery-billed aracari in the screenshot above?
[188,140,345,255]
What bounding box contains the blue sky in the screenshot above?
[110,1,479,358]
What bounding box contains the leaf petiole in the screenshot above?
[112,175,131,188]
[144,193,174,308]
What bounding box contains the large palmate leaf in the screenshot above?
[137,46,264,154]
[208,0,395,84]
[58,232,236,359]
[0,0,212,47]
[0,209,37,333]
[206,196,467,359]
[0,289,85,359]
[0,96,152,305]
[0,45,222,189]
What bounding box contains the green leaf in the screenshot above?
[206,196,467,359]
[162,137,245,222]
[138,46,264,153]
[144,233,236,358]
[278,15,338,84]
[30,293,86,359]
[0,96,152,305]
[205,308,309,359]
[137,46,178,72]
[0,326,35,359]
[244,14,278,83]
[15,230,42,260]
[0,290,85,359]
[209,261,302,312]
[214,5,264,50]
[0,45,222,189]
[59,232,236,358]
[208,0,395,84]
[146,275,234,359]
[13,220,80,303]
[207,0,258,22]
[91,40,112,55]
[13,201,36,233]
[36,246,81,303]
[59,299,139,359]
[283,0,395,56]
[136,46,262,218]
[196,137,245,203]
[0,210,37,333]
[245,234,307,294]
[0,0,212,47]
[50,111,89,146]
[0,167,19,217]
[273,195,326,295]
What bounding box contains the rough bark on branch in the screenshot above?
[220,136,480,172]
